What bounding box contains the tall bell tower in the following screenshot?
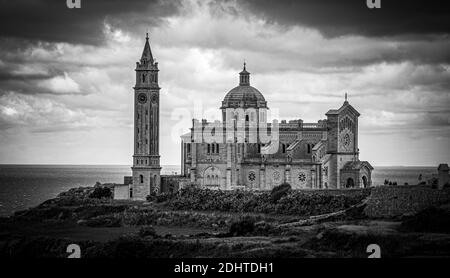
[131,33,161,199]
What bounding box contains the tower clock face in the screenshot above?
[138,93,147,104]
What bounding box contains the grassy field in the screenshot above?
[0,185,449,258]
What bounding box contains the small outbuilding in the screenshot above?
[438,164,449,189]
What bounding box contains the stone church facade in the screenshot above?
[115,35,373,200]
[180,65,373,191]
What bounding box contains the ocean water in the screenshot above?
[0,165,438,216]
[0,165,180,217]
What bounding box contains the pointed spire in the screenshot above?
[141,33,154,64]
[344,92,348,104]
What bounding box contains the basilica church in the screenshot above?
[115,35,373,200]
[180,64,373,191]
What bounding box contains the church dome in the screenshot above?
[221,63,267,109]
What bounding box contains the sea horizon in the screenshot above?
[0,164,440,217]
[0,164,441,168]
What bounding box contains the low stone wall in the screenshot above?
[113,184,129,200]
[364,185,450,218]
[160,175,190,193]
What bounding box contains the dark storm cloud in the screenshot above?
[0,0,182,45]
[237,0,450,38]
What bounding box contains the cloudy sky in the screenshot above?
[0,0,449,167]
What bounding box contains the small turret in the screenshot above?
[239,62,250,86]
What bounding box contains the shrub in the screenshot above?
[401,206,450,233]
[164,187,370,216]
[89,186,112,199]
[155,192,175,203]
[270,183,292,203]
[82,215,122,227]
[228,216,256,236]
[138,226,158,238]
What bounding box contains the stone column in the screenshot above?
[226,143,232,189]
[190,143,197,183]
[260,165,266,190]
[285,164,291,185]
[226,169,232,190]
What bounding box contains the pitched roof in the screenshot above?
[326,101,360,117]
[342,161,374,170]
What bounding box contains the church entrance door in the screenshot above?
[346,178,355,188]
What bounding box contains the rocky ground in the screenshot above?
[0,184,449,258]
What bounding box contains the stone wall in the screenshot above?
[160,175,190,193]
[114,184,129,200]
[364,185,450,218]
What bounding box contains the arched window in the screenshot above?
[203,167,221,186]
[129,187,133,198]
[207,144,210,154]
[142,74,146,83]
[245,115,249,122]
[362,176,368,188]
[282,144,286,153]
[212,143,215,154]
[216,144,219,153]
[257,144,261,153]
[140,175,144,184]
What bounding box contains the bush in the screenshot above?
[401,206,450,233]
[155,192,175,203]
[270,183,292,203]
[228,216,256,236]
[164,187,370,216]
[89,186,112,199]
[138,226,158,238]
[82,215,122,227]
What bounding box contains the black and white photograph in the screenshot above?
[0,0,449,268]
